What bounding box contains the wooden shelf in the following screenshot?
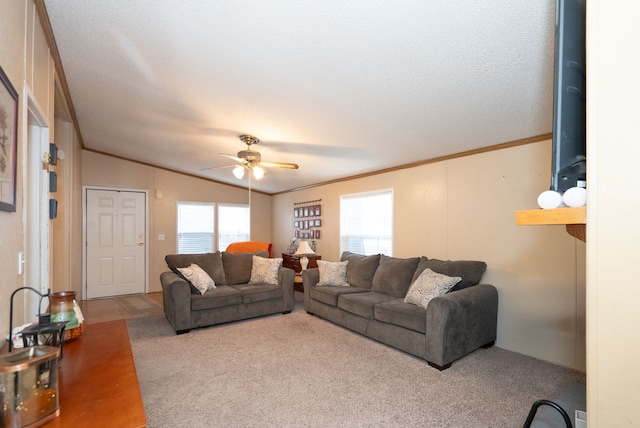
[516,206,586,241]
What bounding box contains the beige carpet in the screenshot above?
[114,294,162,315]
[127,295,584,428]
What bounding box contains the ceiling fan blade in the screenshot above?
[201,164,236,171]
[220,153,244,163]
[259,161,299,170]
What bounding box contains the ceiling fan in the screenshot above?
[215,135,299,180]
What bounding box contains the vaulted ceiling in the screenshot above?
[43,1,555,193]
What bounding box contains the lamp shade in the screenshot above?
[233,165,245,179]
[294,241,315,255]
[253,166,265,180]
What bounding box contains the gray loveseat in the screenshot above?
[161,251,295,334]
[302,252,498,370]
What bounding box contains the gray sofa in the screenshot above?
[160,251,295,334]
[302,252,498,370]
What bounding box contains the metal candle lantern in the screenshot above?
[0,346,60,427]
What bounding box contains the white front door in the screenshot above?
[85,188,147,298]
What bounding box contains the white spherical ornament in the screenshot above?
[537,190,564,209]
[562,187,587,207]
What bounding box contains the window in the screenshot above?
[177,202,215,254]
[218,204,250,251]
[340,189,393,255]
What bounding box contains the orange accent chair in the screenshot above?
[225,241,273,258]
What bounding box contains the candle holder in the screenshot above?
[8,287,68,359]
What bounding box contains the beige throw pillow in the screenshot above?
[177,263,216,295]
[249,256,282,285]
[404,268,461,309]
[317,260,350,287]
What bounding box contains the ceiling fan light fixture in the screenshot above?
[233,165,245,179]
[253,165,265,180]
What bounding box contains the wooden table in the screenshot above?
[43,320,146,427]
[282,253,321,273]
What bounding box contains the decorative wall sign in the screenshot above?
[49,143,58,165]
[293,199,322,241]
[49,171,57,192]
[0,66,18,212]
[49,199,58,219]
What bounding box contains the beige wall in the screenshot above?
[51,118,84,296]
[0,1,65,341]
[273,140,587,370]
[82,151,272,293]
[0,0,27,341]
[586,1,640,425]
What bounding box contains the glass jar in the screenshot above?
[50,291,85,341]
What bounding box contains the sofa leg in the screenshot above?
[176,329,190,335]
[482,340,495,349]
[427,361,452,371]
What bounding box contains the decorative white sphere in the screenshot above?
[537,190,564,209]
[562,186,587,207]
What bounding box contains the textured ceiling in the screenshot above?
[44,1,555,193]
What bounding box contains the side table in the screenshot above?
[282,253,322,273]
[294,274,303,293]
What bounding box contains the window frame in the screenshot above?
[176,201,216,254]
[175,201,251,254]
[339,189,393,256]
[217,203,251,252]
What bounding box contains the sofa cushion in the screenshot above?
[412,257,487,291]
[338,291,397,319]
[249,256,282,285]
[231,283,284,304]
[222,251,269,285]
[317,260,350,287]
[165,252,226,285]
[374,299,427,333]
[404,268,461,309]
[177,263,216,295]
[340,252,380,289]
[309,285,369,307]
[371,255,420,298]
[190,285,241,311]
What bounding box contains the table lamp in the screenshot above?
[294,241,315,270]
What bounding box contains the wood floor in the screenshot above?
[78,291,164,325]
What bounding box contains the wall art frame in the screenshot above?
[293,199,322,241]
[0,66,18,212]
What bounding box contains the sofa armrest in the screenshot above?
[424,283,498,369]
[160,271,193,333]
[278,267,296,310]
[301,268,319,312]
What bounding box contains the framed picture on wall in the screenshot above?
[315,230,321,239]
[294,208,299,217]
[315,205,321,216]
[0,66,18,212]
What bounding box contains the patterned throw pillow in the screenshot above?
[403,268,461,309]
[177,263,216,295]
[317,260,350,287]
[249,256,282,285]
